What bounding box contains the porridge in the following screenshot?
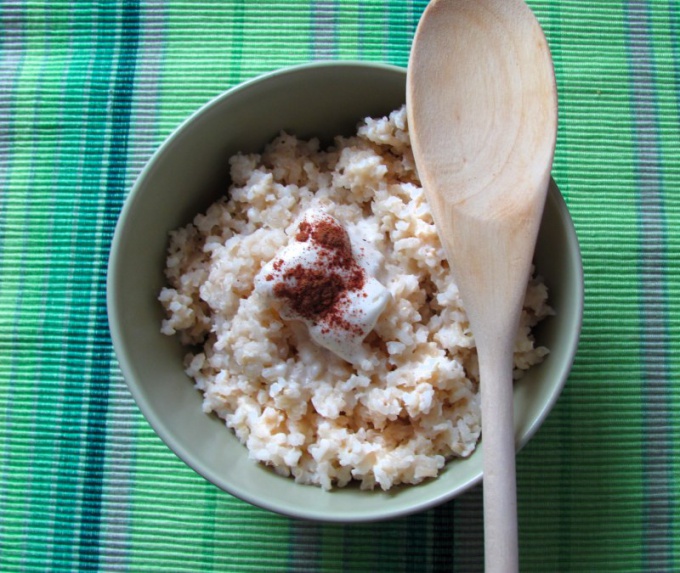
[158,106,552,491]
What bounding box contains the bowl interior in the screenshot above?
[108,62,583,522]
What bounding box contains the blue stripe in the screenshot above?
[312,0,338,60]
[625,0,673,569]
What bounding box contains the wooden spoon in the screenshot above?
[407,1,557,571]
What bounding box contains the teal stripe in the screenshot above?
[50,1,118,569]
[78,0,140,568]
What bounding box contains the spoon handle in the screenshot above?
[479,345,518,573]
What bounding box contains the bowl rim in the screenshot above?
[107,60,584,523]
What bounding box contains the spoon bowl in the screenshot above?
[407,1,557,570]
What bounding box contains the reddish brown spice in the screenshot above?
[323,308,363,335]
[296,221,311,242]
[271,215,366,333]
[312,221,349,252]
[274,266,344,319]
[345,268,364,291]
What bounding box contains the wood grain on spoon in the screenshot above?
[407,1,557,571]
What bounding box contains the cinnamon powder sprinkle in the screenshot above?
[273,267,344,319]
[272,216,365,333]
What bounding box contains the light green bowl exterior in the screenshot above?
[107,62,583,523]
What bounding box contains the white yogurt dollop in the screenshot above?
[254,209,390,364]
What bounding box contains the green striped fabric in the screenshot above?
[1,0,679,570]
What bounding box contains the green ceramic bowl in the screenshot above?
[107,62,583,522]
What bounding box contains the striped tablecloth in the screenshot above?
[2,1,679,571]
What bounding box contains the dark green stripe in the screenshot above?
[404,511,429,572]
[342,523,383,572]
[453,486,483,572]
[77,0,140,568]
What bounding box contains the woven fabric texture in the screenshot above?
[1,1,679,571]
